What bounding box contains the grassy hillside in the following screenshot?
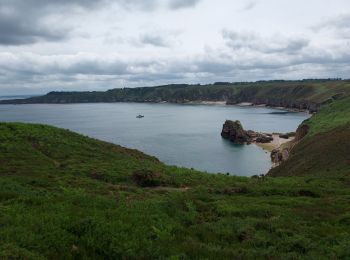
[2,79,350,112]
[1,122,350,258]
[268,96,350,177]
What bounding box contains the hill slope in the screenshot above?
[2,79,350,112]
[268,96,350,177]
[1,122,350,258]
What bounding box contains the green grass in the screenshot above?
[269,97,350,177]
[305,96,350,136]
[1,120,350,258]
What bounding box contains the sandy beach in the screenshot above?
[186,101,227,105]
[255,134,294,152]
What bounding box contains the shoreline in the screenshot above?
[254,134,294,152]
[184,101,227,105]
[0,99,313,113]
[232,102,311,113]
[175,100,312,113]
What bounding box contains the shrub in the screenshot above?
[132,170,163,187]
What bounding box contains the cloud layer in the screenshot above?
[0,0,349,94]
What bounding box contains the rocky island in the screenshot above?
[221,120,274,144]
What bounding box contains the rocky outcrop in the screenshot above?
[221,120,274,145]
[221,120,302,168]
[271,148,290,165]
[270,124,309,166]
[256,134,273,143]
[221,120,251,144]
[294,124,309,141]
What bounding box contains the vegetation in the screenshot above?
[269,96,350,177]
[2,79,350,112]
[1,93,350,258]
[304,96,350,136]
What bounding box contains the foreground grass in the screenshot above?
[1,122,350,259]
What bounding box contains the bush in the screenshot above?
[132,170,163,187]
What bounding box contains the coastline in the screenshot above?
[254,134,294,152]
[171,100,312,113]
[232,102,311,113]
[184,101,227,105]
[162,100,312,113]
[0,97,313,113]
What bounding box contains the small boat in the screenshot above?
[136,115,144,118]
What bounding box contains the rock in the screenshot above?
[271,148,290,165]
[256,134,273,143]
[271,149,282,164]
[279,133,290,139]
[295,124,309,141]
[246,130,257,138]
[221,120,274,144]
[221,120,251,144]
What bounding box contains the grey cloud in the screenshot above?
[240,1,258,12]
[138,31,179,47]
[314,14,350,30]
[1,44,349,86]
[0,14,68,45]
[313,14,350,39]
[140,34,169,47]
[0,31,349,93]
[222,30,309,54]
[113,0,158,11]
[168,0,201,10]
[0,0,198,46]
[0,0,107,45]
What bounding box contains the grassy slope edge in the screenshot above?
[269,96,350,177]
[0,120,350,259]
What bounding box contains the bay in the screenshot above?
[0,102,309,176]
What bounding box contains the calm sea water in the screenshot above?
[0,102,309,176]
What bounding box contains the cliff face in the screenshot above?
[1,80,349,112]
[228,97,320,112]
[225,85,322,112]
[294,124,310,141]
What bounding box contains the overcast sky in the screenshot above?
[0,0,349,94]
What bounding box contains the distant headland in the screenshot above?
[1,79,349,113]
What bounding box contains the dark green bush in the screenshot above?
[132,170,163,187]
